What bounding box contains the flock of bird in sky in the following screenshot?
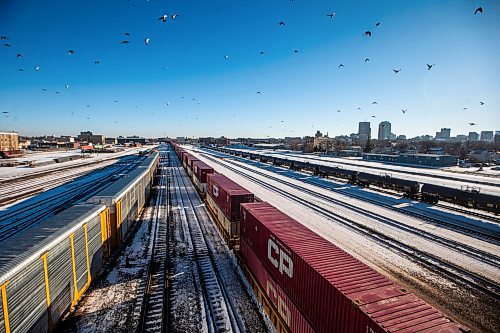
[0,5,487,130]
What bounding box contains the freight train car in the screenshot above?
[205,173,254,248]
[239,202,468,333]
[421,183,499,214]
[356,172,420,196]
[239,237,315,333]
[88,153,159,252]
[0,203,110,333]
[191,160,214,194]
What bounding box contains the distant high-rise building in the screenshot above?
[495,134,500,145]
[435,128,451,140]
[377,121,391,140]
[358,122,371,142]
[468,132,479,142]
[315,130,323,138]
[480,131,494,142]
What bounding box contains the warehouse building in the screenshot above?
[363,153,458,167]
[77,131,105,145]
[117,135,147,145]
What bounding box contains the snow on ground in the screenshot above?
[0,146,154,180]
[193,151,500,283]
[61,204,155,333]
[186,147,500,332]
[220,147,500,195]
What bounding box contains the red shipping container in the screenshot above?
[207,173,254,222]
[240,238,314,333]
[240,202,467,333]
[186,154,199,170]
[192,160,214,183]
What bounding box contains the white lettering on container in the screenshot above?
[268,238,293,278]
[266,280,291,326]
[213,185,219,197]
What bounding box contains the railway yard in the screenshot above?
[0,144,499,332]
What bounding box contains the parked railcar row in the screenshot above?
[209,146,499,214]
[0,152,159,333]
[171,143,468,333]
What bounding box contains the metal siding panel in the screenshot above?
[6,260,45,333]
[73,229,87,292]
[46,240,72,324]
[240,238,314,333]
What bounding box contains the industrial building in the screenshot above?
[117,135,147,145]
[77,131,105,145]
[363,153,458,167]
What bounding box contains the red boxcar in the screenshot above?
[240,238,314,333]
[206,173,254,247]
[192,160,214,193]
[240,202,467,333]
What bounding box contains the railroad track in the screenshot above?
[139,153,169,333]
[201,153,500,301]
[205,150,500,243]
[0,158,141,242]
[171,154,241,333]
[273,152,500,187]
[0,152,134,184]
[204,154,500,266]
[0,162,119,206]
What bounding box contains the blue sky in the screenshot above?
[1,0,499,139]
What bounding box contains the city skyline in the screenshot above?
[1,0,500,138]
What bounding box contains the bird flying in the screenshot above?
[364,31,372,37]
[480,102,485,105]
[121,40,130,44]
[279,21,285,26]
[159,15,168,22]
[372,101,378,104]
[469,122,477,126]
[365,58,369,63]
[145,38,150,45]
[259,51,265,55]
[68,50,75,55]
[375,22,381,27]
[171,14,179,20]
[474,7,483,15]
[35,66,40,71]
[326,13,335,18]
[0,36,8,40]
[224,55,229,60]
[294,49,299,54]
[124,32,130,36]
[402,109,407,114]
[338,64,344,68]
[16,53,23,58]
[3,43,11,47]
[427,64,435,70]
[18,68,24,71]
[94,60,100,64]
[393,69,401,74]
